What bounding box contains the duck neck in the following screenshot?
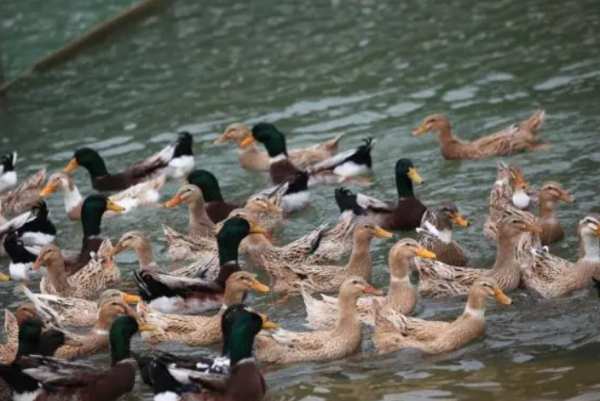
[228,329,255,367]
[387,257,414,310]
[462,290,486,320]
[133,239,157,271]
[81,209,103,238]
[222,286,245,307]
[62,184,83,213]
[492,231,519,273]
[246,233,271,249]
[539,196,558,221]
[437,123,457,145]
[336,292,360,332]
[346,234,373,278]
[218,236,242,266]
[580,231,600,262]
[46,257,71,293]
[188,199,215,236]
[109,330,132,365]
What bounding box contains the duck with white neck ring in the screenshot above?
[372,277,511,355]
[418,203,470,266]
[40,172,163,221]
[522,214,600,299]
[301,238,436,329]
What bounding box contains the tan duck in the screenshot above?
[243,194,284,232]
[40,172,164,221]
[0,304,39,363]
[214,123,345,171]
[164,184,216,241]
[372,277,512,355]
[255,276,381,364]
[113,230,217,278]
[301,239,436,329]
[412,110,548,159]
[22,286,139,327]
[415,217,542,297]
[484,163,539,240]
[263,222,392,294]
[522,215,600,298]
[537,181,575,245]
[138,271,270,347]
[417,203,470,266]
[0,167,45,220]
[34,242,120,300]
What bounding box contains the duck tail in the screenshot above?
[334,187,367,216]
[319,132,346,153]
[521,109,546,133]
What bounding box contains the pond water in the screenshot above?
[1,0,600,400]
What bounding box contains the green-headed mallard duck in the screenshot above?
[412,110,548,160]
[334,158,426,230]
[186,169,241,223]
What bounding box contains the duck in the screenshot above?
[0,316,80,401]
[412,110,548,160]
[0,167,46,221]
[484,163,539,240]
[133,217,266,314]
[414,217,543,297]
[62,132,192,191]
[244,122,375,186]
[0,152,17,194]
[158,305,277,401]
[246,210,356,270]
[7,315,155,401]
[3,232,40,281]
[62,194,125,275]
[40,172,164,220]
[22,286,140,327]
[164,184,216,241]
[255,276,381,364]
[417,203,470,266]
[165,131,195,178]
[302,238,436,329]
[35,241,120,299]
[537,181,575,245]
[242,194,284,232]
[186,169,241,223]
[214,122,345,171]
[334,158,426,230]
[263,222,392,295]
[372,277,512,355]
[138,271,270,347]
[521,214,600,298]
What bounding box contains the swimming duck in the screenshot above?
[4,232,40,281]
[187,169,241,223]
[263,222,392,294]
[0,316,79,401]
[164,184,216,241]
[138,271,270,347]
[255,276,381,364]
[62,194,125,275]
[133,217,266,314]
[414,217,542,297]
[35,241,120,300]
[372,277,512,355]
[40,172,164,220]
[214,122,345,171]
[22,286,140,327]
[0,152,17,194]
[302,238,435,329]
[165,131,196,178]
[242,194,284,232]
[417,203,470,266]
[9,315,155,401]
[412,110,548,159]
[244,122,375,185]
[160,305,276,401]
[334,158,426,230]
[0,167,45,220]
[522,214,600,298]
[63,133,192,191]
[537,181,575,245]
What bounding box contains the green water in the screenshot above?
[2,0,600,399]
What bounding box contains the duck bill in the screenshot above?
[32,257,44,271]
[416,247,437,259]
[63,158,79,174]
[164,194,184,208]
[106,200,126,212]
[452,214,469,228]
[239,135,255,147]
[412,125,429,136]
[373,226,393,239]
[0,272,10,282]
[494,288,512,305]
[138,324,160,332]
[407,167,424,184]
[121,293,140,304]
[112,241,125,257]
[523,223,543,233]
[249,221,268,235]
[513,172,527,190]
[596,225,600,236]
[212,133,230,145]
[363,285,384,296]
[40,182,56,197]
[265,202,283,213]
[558,192,575,203]
[251,278,271,293]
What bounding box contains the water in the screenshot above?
[1,0,600,399]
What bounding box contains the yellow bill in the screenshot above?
[416,247,437,259]
[373,226,393,239]
[407,167,424,184]
[249,221,267,235]
[251,278,271,293]
[106,200,126,213]
[0,272,10,282]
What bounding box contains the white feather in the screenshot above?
[9,262,34,281]
[155,392,180,401]
[512,190,531,210]
[281,190,310,212]
[15,389,44,401]
[168,155,195,178]
[355,193,391,211]
[0,171,17,192]
[333,162,369,177]
[464,305,485,319]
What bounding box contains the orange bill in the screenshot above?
[121,293,140,304]
[32,257,44,271]
[373,226,393,239]
[523,223,543,233]
[558,192,575,203]
[240,135,255,147]
[412,125,429,136]
[251,278,271,293]
[494,288,512,305]
[40,182,56,197]
[249,221,267,235]
[363,285,384,296]
[63,158,79,174]
[164,193,184,208]
[416,247,437,259]
[452,214,469,228]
